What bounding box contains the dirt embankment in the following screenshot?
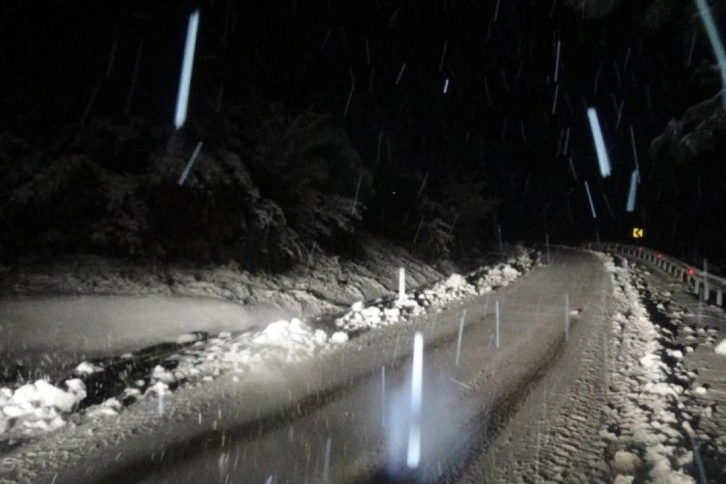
[0,236,480,317]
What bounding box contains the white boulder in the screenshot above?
[35,380,77,413]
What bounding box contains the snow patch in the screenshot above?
[330,332,349,345]
[176,333,201,344]
[74,361,103,375]
[334,256,532,333]
[597,255,706,483]
[0,379,85,434]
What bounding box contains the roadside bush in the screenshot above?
[236,103,371,254]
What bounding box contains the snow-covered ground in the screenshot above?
[0,249,536,448]
[598,255,725,483]
[3,245,723,483]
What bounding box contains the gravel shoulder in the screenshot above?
[634,258,726,482]
[459,248,615,483]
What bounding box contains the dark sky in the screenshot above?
[0,0,723,263]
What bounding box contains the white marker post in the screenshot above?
[381,366,386,428]
[398,267,406,302]
[455,310,467,366]
[704,258,709,302]
[565,294,570,341]
[323,436,332,482]
[407,332,424,469]
[495,301,500,349]
[158,386,165,415]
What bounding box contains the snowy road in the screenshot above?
[31,248,612,483]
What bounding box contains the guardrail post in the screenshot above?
[586,243,725,307]
[704,259,709,303]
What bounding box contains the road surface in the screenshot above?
[15,248,613,483]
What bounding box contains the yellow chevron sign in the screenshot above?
[632,227,644,239]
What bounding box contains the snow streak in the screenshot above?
[584,180,597,219]
[407,332,424,469]
[174,10,200,129]
[695,0,726,107]
[586,107,611,178]
[626,169,638,212]
[178,141,203,185]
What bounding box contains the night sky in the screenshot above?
[1,0,724,267]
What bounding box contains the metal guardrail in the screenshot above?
[583,242,726,309]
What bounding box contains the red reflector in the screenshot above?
[688,268,696,276]
[656,253,663,259]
